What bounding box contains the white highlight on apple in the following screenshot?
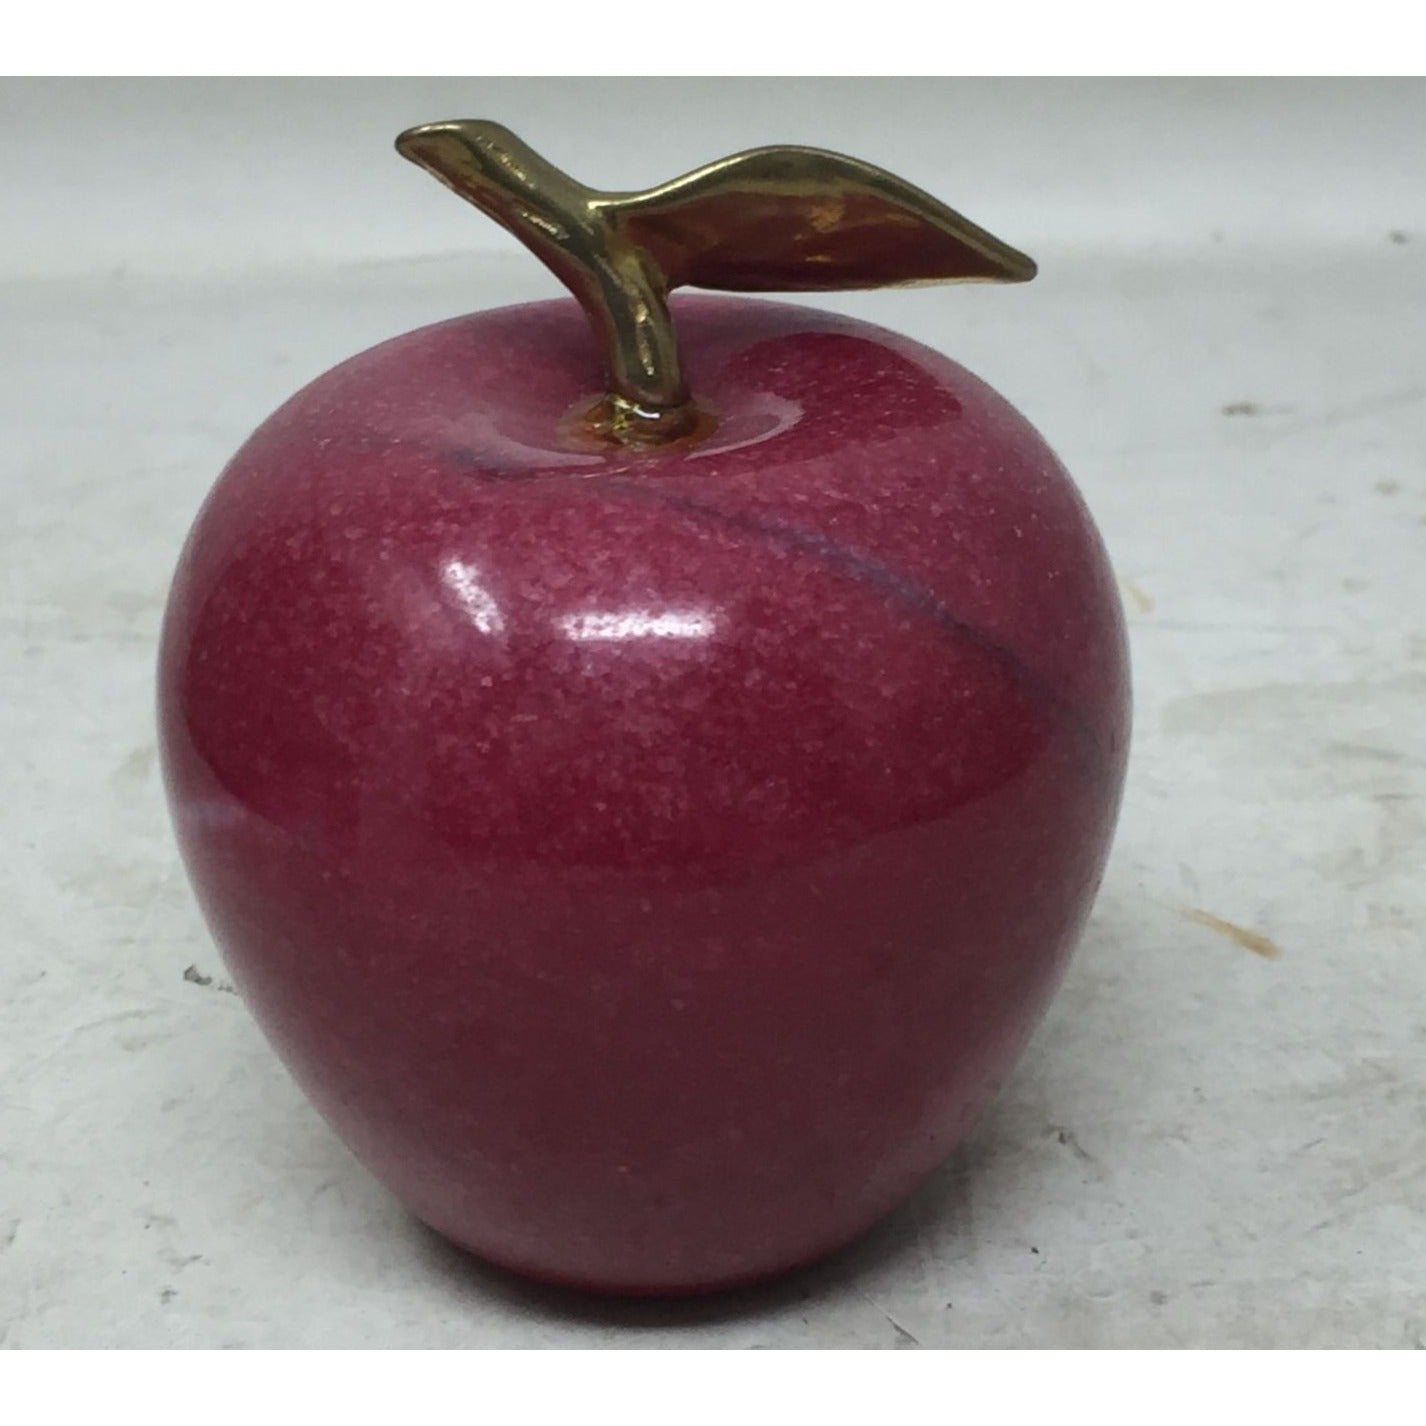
[441,559,505,635]
[558,610,716,642]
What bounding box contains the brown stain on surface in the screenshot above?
[113,745,157,785]
[1181,907,1281,959]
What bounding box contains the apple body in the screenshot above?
[159,296,1129,1294]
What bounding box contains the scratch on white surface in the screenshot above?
[1047,1124,1100,1166]
[855,1288,922,1348]
[1299,1058,1397,1105]
[1325,742,1406,766]
[69,1007,161,1038]
[1307,1151,1426,1236]
[1163,675,1426,737]
[1268,383,1426,439]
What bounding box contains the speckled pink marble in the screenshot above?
[158,295,1129,1294]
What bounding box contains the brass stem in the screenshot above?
[396,122,691,424]
[396,120,1037,448]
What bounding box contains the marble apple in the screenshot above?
[158,123,1129,1294]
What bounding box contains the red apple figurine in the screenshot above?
[159,122,1129,1294]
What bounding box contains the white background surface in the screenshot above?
[2,78,1423,1348]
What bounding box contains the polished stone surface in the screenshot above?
[6,79,1423,1339]
[158,297,1128,1292]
